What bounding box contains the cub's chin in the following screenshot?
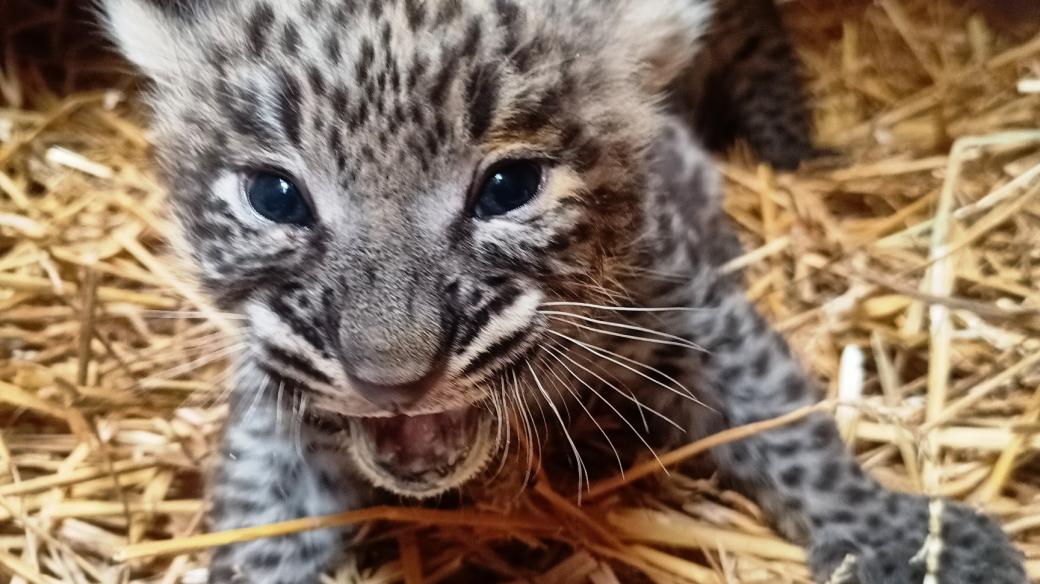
[348,406,495,499]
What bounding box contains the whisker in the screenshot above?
[548,330,712,410]
[136,310,248,320]
[543,345,667,474]
[501,394,521,484]
[534,346,571,419]
[487,379,513,483]
[275,379,286,435]
[215,362,251,410]
[526,369,551,443]
[540,349,624,477]
[167,329,237,349]
[526,362,588,495]
[485,382,512,483]
[294,391,308,459]
[479,383,502,450]
[539,301,705,314]
[566,346,651,434]
[141,342,247,383]
[240,372,271,422]
[544,344,682,432]
[508,372,537,486]
[199,364,240,408]
[514,368,543,477]
[492,383,509,456]
[181,352,238,409]
[541,312,704,352]
[131,331,238,369]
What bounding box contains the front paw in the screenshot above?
[207,535,340,584]
[808,495,1025,584]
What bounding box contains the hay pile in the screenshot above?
[1,1,1039,582]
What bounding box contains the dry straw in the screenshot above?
[2,1,1039,582]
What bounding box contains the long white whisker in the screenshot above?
[541,312,704,352]
[140,336,242,372]
[219,362,252,410]
[548,330,712,410]
[494,385,509,457]
[210,360,241,398]
[566,346,651,434]
[509,371,537,485]
[526,362,588,496]
[162,330,237,352]
[143,342,246,382]
[541,309,703,349]
[527,369,551,442]
[241,373,271,421]
[195,356,246,409]
[516,368,544,473]
[535,346,571,419]
[539,301,705,313]
[488,379,513,483]
[294,391,307,459]
[137,310,248,320]
[484,382,505,457]
[480,380,509,480]
[275,380,286,436]
[544,344,682,432]
[540,348,624,477]
[543,345,668,473]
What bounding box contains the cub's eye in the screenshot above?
[473,160,543,219]
[244,171,314,226]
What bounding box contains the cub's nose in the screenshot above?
[348,365,443,410]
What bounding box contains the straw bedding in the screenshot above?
[1,1,1038,582]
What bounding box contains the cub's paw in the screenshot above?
[808,495,1025,584]
[207,539,332,584]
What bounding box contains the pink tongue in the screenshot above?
[363,411,469,470]
[383,415,441,456]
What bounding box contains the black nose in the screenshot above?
[349,366,443,410]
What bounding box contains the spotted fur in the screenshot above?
[101,1,1025,583]
[673,0,821,170]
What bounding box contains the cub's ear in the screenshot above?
[98,0,199,79]
[614,0,714,91]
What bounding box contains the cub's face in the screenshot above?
[104,0,712,497]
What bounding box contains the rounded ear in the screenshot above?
[614,0,714,91]
[98,0,197,79]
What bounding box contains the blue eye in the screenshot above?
[245,171,314,225]
[473,160,543,219]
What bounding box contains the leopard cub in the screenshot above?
[102,1,1025,582]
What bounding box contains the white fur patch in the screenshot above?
[101,0,192,78]
[616,0,715,89]
[624,0,714,41]
[246,301,343,384]
[450,288,543,376]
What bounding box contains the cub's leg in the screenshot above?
[675,276,1024,583]
[207,382,367,584]
[674,0,819,170]
[644,123,1025,583]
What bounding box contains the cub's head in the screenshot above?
[102,0,712,497]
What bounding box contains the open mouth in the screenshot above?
[348,407,494,499]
